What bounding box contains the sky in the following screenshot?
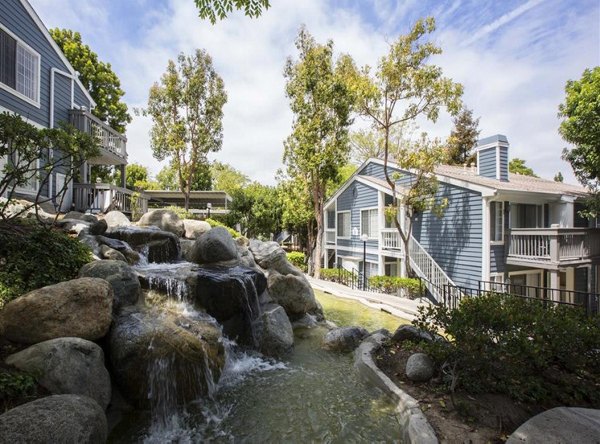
[30,0,600,185]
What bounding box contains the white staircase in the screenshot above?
[408,235,458,303]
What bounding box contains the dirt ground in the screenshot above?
[375,343,543,444]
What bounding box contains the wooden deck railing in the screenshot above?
[73,183,148,215]
[507,228,600,266]
[69,109,127,161]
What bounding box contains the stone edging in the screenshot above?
[354,333,438,444]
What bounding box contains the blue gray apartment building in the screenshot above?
[324,135,600,303]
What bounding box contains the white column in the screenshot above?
[482,197,491,282]
[549,269,560,301]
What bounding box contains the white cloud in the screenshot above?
[29,0,599,186]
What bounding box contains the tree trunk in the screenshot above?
[313,208,323,279]
[184,191,190,211]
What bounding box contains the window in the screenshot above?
[361,208,378,238]
[512,203,543,229]
[362,261,378,279]
[385,262,398,276]
[0,28,40,104]
[337,212,350,237]
[15,159,39,195]
[326,210,335,229]
[490,201,504,243]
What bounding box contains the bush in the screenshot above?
[368,275,423,298]
[0,369,36,400]
[0,221,92,308]
[320,268,339,282]
[414,294,600,404]
[162,205,194,220]
[205,218,242,239]
[286,251,306,272]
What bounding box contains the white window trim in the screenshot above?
[490,201,504,245]
[360,206,379,240]
[14,159,40,196]
[336,210,351,239]
[0,23,41,108]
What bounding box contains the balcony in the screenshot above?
[507,228,600,269]
[73,183,148,215]
[381,228,402,250]
[69,109,127,165]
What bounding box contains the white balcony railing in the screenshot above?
[69,109,127,161]
[508,228,600,266]
[381,228,402,250]
[73,183,148,215]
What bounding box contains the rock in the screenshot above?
[0,394,107,444]
[89,218,108,235]
[191,227,239,265]
[506,407,600,444]
[253,304,294,357]
[183,219,211,239]
[79,260,140,311]
[0,197,55,222]
[100,245,127,262]
[238,245,258,269]
[138,209,185,237]
[79,234,102,257]
[180,239,196,262]
[57,218,94,235]
[5,338,111,409]
[249,240,300,276]
[103,210,131,228]
[109,306,224,408]
[291,313,319,330]
[322,326,369,352]
[188,266,267,344]
[392,325,434,344]
[96,235,140,264]
[267,270,322,320]
[405,353,435,382]
[64,211,98,223]
[0,278,113,344]
[105,227,180,263]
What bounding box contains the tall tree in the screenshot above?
[50,29,130,133]
[144,50,227,210]
[195,0,270,23]
[509,158,537,177]
[283,27,355,277]
[210,161,249,195]
[156,162,212,191]
[224,182,282,238]
[559,67,600,217]
[349,122,415,165]
[350,17,463,276]
[446,107,480,165]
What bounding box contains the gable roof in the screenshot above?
[19,0,96,108]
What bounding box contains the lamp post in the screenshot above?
[207,202,212,218]
[360,233,368,290]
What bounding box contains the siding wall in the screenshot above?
[478,147,497,179]
[358,162,387,180]
[0,0,91,128]
[336,181,379,251]
[499,146,509,182]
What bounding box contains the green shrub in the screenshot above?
[414,294,600,404]
[205,217,242,239]
[368,275,423,298]
[0,221,92,308]
[286,252,306,272]
[320,268,340,282]
[0,370,37,400]
[162,205,194,220]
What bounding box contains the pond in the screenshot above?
[109,287,410,443]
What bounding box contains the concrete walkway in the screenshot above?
[306,276,432,322]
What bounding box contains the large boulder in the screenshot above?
[507,407,600,444]
[267,270,322,320]
[0,278,113,344]
[99,245,127,262]
[405,352,435,382]
[79,260,140,311]
[253,304,294,357]
[5,337,111,409]
[109,306,224,408]
[183,219,211,239]
[238,245,258,270]
[96,235,141,264]
[104,227,180,263]
[64,211,98,223]
[0,394,106,444]
[391,325,435,344]
[249,240,300,276]
[188,266,267,344]
[190,226,239,265]
[180,239,196,262]
[322,326,369,352]
[138,209,185,237]
[103,210,131,228]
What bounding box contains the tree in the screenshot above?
[194,0,270,23]
[210,161,249,195]
[277,172,314,252]
[112,163,162,190]
[350,17,462,276]
[326,163,356,198]
[0,113,99,223]
[144,50,227,210]
[559,67,600,217]
[283,27,355,277]
[349,122,415,165]
[50,29,130,134]
[224,182,282,238]
[156,162,212,191]
[509,158,537,177]
[446,107,480,165]
[554,172,564,182]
